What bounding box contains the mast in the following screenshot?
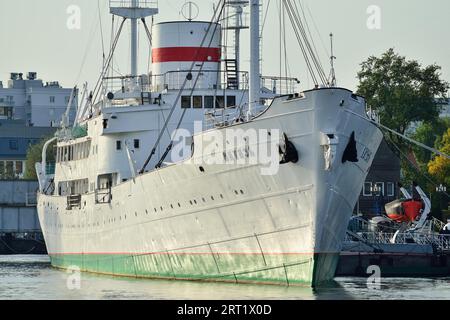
[109,0,158,87]
[130,0,138,79]
[329,33,336,87]
[248,0,260,117]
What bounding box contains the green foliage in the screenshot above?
[357,48,449,148]
[23,136,56,180]
[0,162,17,180]
[356,49,450,218]
[428,128,450,186]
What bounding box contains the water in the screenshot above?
[0,255,449,300]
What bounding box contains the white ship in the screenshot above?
[36,0,383,287]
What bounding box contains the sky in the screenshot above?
[0,0,449,93]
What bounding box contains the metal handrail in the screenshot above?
[109,0,158,8]
[345,231,450,251]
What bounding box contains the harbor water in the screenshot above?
[0,255,449,300]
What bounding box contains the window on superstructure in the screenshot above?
[181,96,191,108]
[116,141,122,150]
[227,96,236,108]
[215,96,225,108]
[134,139,140,149]
[193,96,203,109]
[204,96,214,108]
[50,96,55,103]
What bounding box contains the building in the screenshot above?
[0,72,77,179]
[356,140,401,217]
[0,72,77,127]
[0,120,56,178]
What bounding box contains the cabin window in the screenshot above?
[204,96,214,108]
[116,141,122,150]
[134,139,140,149]
[181,96,191,108]
[363,182,372,197]
[193,96,203,109]
[387,182,395,197]
[215,96,225,108]
[227,96,236,108]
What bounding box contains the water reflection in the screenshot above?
[0,256,448,300]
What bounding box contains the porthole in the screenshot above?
[234,190,239,195]
[193,200,197,204]
[240,190,244,194]
[220,194,224,199]
[199,166,205,173]
[178,203,181,207]
[211,196,215,201]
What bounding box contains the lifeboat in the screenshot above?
[385,199,424,223]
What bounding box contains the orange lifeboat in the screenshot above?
[385,199,424,223]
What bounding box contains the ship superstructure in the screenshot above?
[36,0,383,287]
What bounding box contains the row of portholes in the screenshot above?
[46,188,247,229]
[150,189,246,214]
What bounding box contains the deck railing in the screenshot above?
[109,0,158,9]
[345,231,450,252]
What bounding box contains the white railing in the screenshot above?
[261,76,301,96]
[204,107,244,129]
[109,0,158,9]
[345,231,450,251]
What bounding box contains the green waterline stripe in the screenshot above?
[49,253,316,285]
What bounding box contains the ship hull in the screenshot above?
[37,88,383,287]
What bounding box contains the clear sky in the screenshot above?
[1,0,449,93]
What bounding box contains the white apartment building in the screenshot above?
[0,72,77,127]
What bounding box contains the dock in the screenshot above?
[0,180,46,254]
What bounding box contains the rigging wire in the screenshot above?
[288,0,327,84]
[140,0,227,173]
[385,133,450,199]
[260,0,271,37]
[343,108,450,161]
[97,0,106,64]
[297,0,326,80]
[91,18,127,107]
[283,1,318,85]
[155,3,227,168]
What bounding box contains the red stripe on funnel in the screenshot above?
[152,47,221,63]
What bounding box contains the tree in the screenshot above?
[23,136,56,180]
[411,119,450,164]
[428,128,450,186]
[356,48,449,148]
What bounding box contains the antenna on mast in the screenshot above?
[329,33,336,87]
